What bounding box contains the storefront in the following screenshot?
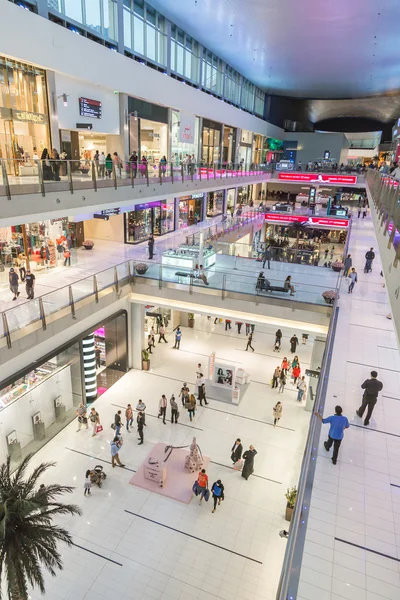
[0,217,83,274]
[124,200,175,243]
[128,98,169,169]
[202,118,222,166]
[237,185,253,206]
[0,311,127,469]
[0,56,51,175]
[253,134,264,165]
[222,126,236,165]
[171,109,200,164]
[238,129,253,167]
[206,190,224,218]
[177,193,204,228]
[226,188,236,214]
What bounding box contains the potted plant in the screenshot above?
[82,240,94,250]
[135,263,148,275]
[285,486,297,522]
[331,260,344,272]
[322,290,337,305]
[142,349,150,371]
[188,313,195,328]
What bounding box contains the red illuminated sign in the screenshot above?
[264,213,349,228]
[278,173,357,184]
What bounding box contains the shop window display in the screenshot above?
[0,57,51,176]
[207,191,224,218]
[0,344,83,470]
[124,201,175,243]
[178,194,204,228]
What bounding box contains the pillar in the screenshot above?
[305,336,326,412]
[130,302,145,369]
[82,334,97,402]
[46,70,60,151]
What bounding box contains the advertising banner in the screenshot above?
[264,213,349,228]
[278,173,357,184]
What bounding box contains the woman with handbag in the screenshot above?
[41,148,54,181]
[89,407,101,437]
[76,403,88,432]
[187,394,196,422]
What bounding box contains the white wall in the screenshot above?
[284,132,347,165]
[55,73,120,134]
[0,1,284,140]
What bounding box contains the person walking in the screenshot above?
[136,399,147,424]
[25,269,35,299]
[245,332,255,352]
[290,334,299,353]
[148,234,155,259]
[262,245,271,269]
[158,395,167,424]
[76,403,88,432]
[357,206,361,218]
[149,326,156,348]
[297,376,307,401]
[343,254,352,277]
[231,438,243,464]
[278,371,287,393]
[196,469,209,505]
[9,268,20,301]
[281,357,289,375]
[173,327,182,349]
[292,364,301,386]
[113,151,122,177]
[241,446,257,480]
[98,151,106,178]
[211,480,224,513]
[84,470,92,496]
[170,394,179,423]
[114,410,123,436]
[356,370,383,426]
[236,321,243,334]
[179,383,190,407]
[187,394,196,422]
[89,407,100,437]
[110,436,125,467]
[125,404,133,432]
[348,268,358,294]
[315,406,349,465]
[137,411,145,444]
[105,153,113,178]
[63,247,71,267]
[273,401,283,426]
[275,329,282,349]
[146,333,154,355]
[196,373,205,405]
[272,366,280,389]
[94,344,101,369]
[364,248,375,273]
[291,355,299,370]
[158,323,168,343]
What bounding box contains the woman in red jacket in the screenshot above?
[292,364,301,385]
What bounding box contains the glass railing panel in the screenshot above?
[5,159,42,195]
[96,267,117,291]
[4,298,42,333]
[70,277,94,303]
[41,286,72,318]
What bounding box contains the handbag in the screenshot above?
[203,488,210,502]
[192,481,199,496]
[111,423,116,430]
[96,425,103,433]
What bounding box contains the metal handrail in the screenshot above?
[276,302,340,600]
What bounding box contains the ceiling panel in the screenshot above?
[147,0,400,98]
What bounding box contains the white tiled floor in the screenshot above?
[297,215,400,600]
[25,320,313,599]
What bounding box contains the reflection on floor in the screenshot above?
[96,367,125,397]
[24,321,312,600]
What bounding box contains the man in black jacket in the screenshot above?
[356,371,383,426]
[364,248,375,273]
[231,438,243,464]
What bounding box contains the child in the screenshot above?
[273,401,283,426]
[84,470,92,496]
[274,339,280,352]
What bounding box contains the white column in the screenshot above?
[82,335,97,402]
[305,336,326,412]
[130,301,145,370]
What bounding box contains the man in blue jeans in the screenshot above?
[315,405,349,465]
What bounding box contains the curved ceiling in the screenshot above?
[148,0,400,99]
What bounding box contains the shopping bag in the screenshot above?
[96,425,103,433]
[233,459,243,471]
[192,481,199,496]
[203,489,210,502]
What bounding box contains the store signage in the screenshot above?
[94,214,110,220]
[308,187,316,204]
[135,201,163,210]
[191,193,204,199]
[179,111,195,144]
[100,208,120,216]
[265,213,349,229]
[278,173,357,184]
[79,97,102,119]
[0,107,48,124]
[76,123,93,130]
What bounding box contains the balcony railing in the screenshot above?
[0,159,269,199]
[0,251,335,348]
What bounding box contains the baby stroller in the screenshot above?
[90,465,107,488]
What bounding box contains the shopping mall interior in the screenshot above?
[1,2,400,600]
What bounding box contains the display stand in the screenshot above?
[207,354,249,405]
[33,419,46,441]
